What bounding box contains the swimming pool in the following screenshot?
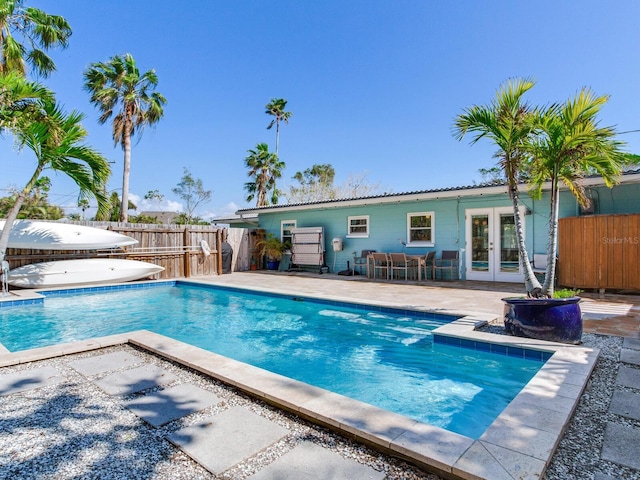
[0,281,547,439]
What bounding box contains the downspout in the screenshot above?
[457,196,463,279]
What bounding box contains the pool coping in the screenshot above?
[0,280,599,480]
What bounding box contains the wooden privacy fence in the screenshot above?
[6,222,226,279]
[558,214,640,291]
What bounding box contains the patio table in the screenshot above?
[405,255,423,281]
[366,253,423,281]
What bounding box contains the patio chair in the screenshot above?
[433,250,459,281]
[370,252,389,280]
[353,249,376,275]
[389,253,409,280]
[420,251,436,280]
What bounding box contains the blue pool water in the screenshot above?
[0,282,546,438]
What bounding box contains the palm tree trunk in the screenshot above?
[257,172,267,207]
[120,127,132,223]
[542,182,561,296]
[0,165,45,265]
[275,120,280,156]
[510,184,542,296]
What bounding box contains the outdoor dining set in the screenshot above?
[352,250,459,281]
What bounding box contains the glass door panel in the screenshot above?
[471,214,490,272]
[466,207,523,283]
[499,214,519,273]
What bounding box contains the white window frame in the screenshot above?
[406,211,435,247]
[347,215,370,238]
[281,219,296,248]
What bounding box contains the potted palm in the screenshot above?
[255,233,286,270]
[455,79,629,344]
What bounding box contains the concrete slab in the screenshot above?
[601,423,640,470]
[525,373,585,399]
[479,417,559,462]
[0,366,65,396]
[594,473,618,480]
[616,365,640,389]
[94,364,177,395]
[168,406,289,474]
[453,440,546,480]
[123,383,221,426]
[609,390,640,421]
[0,334,129,368]
[495,397,569,436]
[512,390,577,415]
[248,440,385,480]
[390,421,474,474]
[68,351,145,376]
[623,337,640,351]
[620,348,640,366]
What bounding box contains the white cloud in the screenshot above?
[220,201,240,217]
[199,202,239,222]
[129,193,184,213]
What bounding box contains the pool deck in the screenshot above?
[1,272,639,479]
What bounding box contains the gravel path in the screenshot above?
[0,332,633,479]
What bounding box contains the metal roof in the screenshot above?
[233,169,640,215]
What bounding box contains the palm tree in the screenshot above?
[453,78,543,296]
[94,191,137,222]
[0,0,71,77]
[0,92,111,268]
[84,53,166,222]
[0,70,52,128]
[244,143,285,207]
[528,88,628,296]
[265,98,292,156]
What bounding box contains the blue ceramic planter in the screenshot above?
[266,260,280,271]
[503,297,583,344]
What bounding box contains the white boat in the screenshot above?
[0,220,138,250]
[7,259,164,288]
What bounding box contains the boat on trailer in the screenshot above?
[1,220,138,250]
[7,259,164,288]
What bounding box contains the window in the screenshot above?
[407,212,434,246]
[281,220,296,249]
[347,215,369,238]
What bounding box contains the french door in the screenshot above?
[465,207,524,282]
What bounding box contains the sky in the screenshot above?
[3,0,640,221]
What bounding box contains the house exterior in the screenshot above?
[226,171,640,283]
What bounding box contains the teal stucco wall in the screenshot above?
[253,181,640,277]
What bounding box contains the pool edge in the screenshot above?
[437,316,600,478]
[0,325,599,480]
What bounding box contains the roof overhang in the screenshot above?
[212,213,259,226]
[235,172,640,216]
[236,185,511,215]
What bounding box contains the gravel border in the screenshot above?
[545,333,640,480]
[0,344,440,480]
[0,332,634,479]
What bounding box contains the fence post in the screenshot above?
[217,229,223,275]
[183,227,191,278]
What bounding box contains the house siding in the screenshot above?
[250,181,640,279]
